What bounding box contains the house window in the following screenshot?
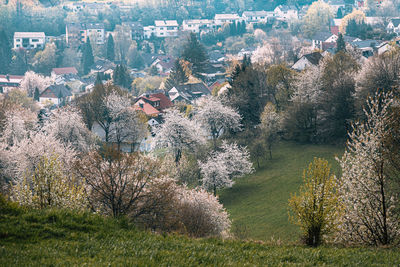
[97,30,101,32]
[31,39,39,42]
[16,44,20,47]
[16,39,20,42]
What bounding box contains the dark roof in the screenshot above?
[303,52,323,65]
[390,18,400,27]
[208,50,225,62]
[86,23,105,29]
[40,84,71,99]
[312,31,336,41]
[351,39,382,48]
[90,59,115,72]
[343,35,359,43]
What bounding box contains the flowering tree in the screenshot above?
[1,108,36,147]
[75,148,161,218]
[194,96,241,150]
[337,92,400,245]
[260,102,280,159]
[177,187,231,237]
[19,71,54,97]
[42,106,96,153]
[154,109,206,164]
[105,92,147,150]
[11,154,86,210]
[288,158,342,246]
[200,141,253,196]
[3,131,77,182]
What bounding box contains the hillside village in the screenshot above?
[1,0,400,263]
[1,0,400,151]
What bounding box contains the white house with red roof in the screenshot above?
[0,74,24,93]
[134,92,173,116]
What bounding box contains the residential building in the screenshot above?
[154,20,179,37]
[168,83,211,103]
[0,74,24,93]
[273,5,298,20]
[134,92,173,116]
[13,32,45,49]
[150,55,175,75]
[328,0,346,15]
[242,11,272,24]
[144,26,156,39]
[39,84,72,106]
[182,19,215,33]
[387,18,400,35]
[214,14,242,26]
[66,23,105,46]
[292,52,324,71]
[51,67,78,77]
[122,22,144,40]
[311,32,338,50]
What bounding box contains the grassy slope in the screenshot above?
[219,142,344,242]
[1,206,399,266]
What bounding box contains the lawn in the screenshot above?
[219,141,344,242]
[1,206,399,266]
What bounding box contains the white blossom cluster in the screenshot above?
[337,92,400,245]
[200,141,254,193]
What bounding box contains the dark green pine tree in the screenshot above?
[165,59,189,90]
[113,64,131,89]
[336,33,346,53]
[346,19,358,37]
[336,8,343,19]
[0,29,12,74]
[33,87,40,101]
[82,37,94,75]
[95,72,103,85]
[106,34,115,61]
[181,32,208,78]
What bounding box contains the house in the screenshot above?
[150,55,175,75]
[155,20,179,38]
[51,67,79,85]
[90,59,115,75]
[134,92,173,116]
[168,82,211,103]
[0,74,24,93]
[86,23,106,45]
[273,5,298,20]
[311,32,338,50]
[143,26,156,39]
[292,52,324,71]
[242,11,272,24]
[328,0,346,15]
[122,22,144,40]
[66,23,105,46]
[387,18,400,35]
[51,67,78,77]
[182,19,215,33]
[13,32,45,49]
[39,84,72,106]
[214,14,242,26]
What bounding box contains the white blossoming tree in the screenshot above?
[42,106,96,153]
[260,102,280,159]
[194,96,241,150]
[1,108,36,147]
[154,109,206,164]
[19,71,54,98]
[11,154,87,210]
[337,92,400,245]
[200,141,254,196]
[105,92,147,150]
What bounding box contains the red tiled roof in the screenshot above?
[139,93,173,111]
[52,67,78,75]
[134,102,160,116]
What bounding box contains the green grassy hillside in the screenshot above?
[1,203,399,266]
[219,142,343,242]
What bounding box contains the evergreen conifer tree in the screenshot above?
[336,33,346,53]
[82,38,94,75]
[181,32,208,78]
[34,87,40,101]
[165,59,189,90]
[0,29,12,74]
[106,34,115,61]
